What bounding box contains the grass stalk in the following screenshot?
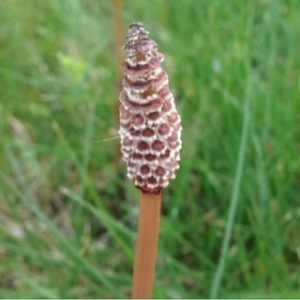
[210,80,251,298]
[131,192,162,298]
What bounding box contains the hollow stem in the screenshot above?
[131,192,162,298]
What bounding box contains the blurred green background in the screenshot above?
[1,0,299,298]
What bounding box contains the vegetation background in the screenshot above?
[1,0,299,298]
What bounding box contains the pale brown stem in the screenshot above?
[131,192,162,298]
[113,0,123,70]
[113,0,123,166]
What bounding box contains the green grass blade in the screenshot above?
[210,76,252,298]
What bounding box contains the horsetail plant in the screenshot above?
[119,22,182,298]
